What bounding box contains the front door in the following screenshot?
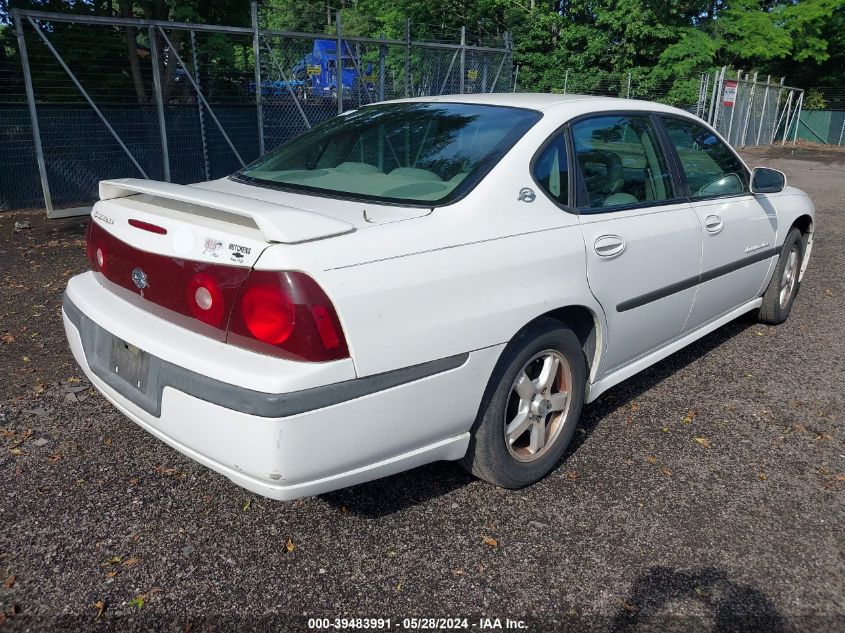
[659,116,778,331]
[571,114,702,377]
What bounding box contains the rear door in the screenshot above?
[659,115,778,331]
[571,113,702,377]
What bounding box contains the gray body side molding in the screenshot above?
[63,293,468,419]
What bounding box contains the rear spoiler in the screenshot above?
[98,178,355,244]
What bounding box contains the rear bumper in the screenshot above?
[62,274,501,500]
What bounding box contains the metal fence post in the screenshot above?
[781,88,794,145]
[838,115,845,146]
[626,72,632,99]
[459,26,466,94]
[148,26,170,181]
[251,1,265,156]
[378,35,386,101]
[711,66,726,128]
[334,11,343,114]
[190,30,210,181]
[12,10,53,215]
[404,18,411,98]
[740,71,757,147]
[504,31,511,91]
[791,90,804,145]
[770,77,786,144]
[563,69,569,94]
[695,72,708,118]
[726,69,741,145]
[775,89,792,144]
[707,69,719,124]
[755,75,770,147]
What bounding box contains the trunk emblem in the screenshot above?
[131,268,148,290]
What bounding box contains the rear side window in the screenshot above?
[661,117,747,199]
[571,115,674,210]
[533,133,569,205]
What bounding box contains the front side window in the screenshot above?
[533,132,569,205]
[237,102,541,205]
[661,116,747,198]
[571,115,674,210]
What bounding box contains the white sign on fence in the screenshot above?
[723,80,738,106]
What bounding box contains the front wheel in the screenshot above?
[757,227,804,324]
[462,318,586,489]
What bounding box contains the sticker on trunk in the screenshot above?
[203,238,223,257]
[228,243,251,263]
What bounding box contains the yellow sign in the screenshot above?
[468,69,479,80]
[307,65,321,76]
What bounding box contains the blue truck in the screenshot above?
[253,39,375,102]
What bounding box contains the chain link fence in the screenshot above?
[794,109,845,145]
[1,3,511,215]
[0,52,40,213]
[514,68,806,150]
[1,3,821,216]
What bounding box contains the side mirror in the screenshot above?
[750,167,786,194]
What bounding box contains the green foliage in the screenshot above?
[653,28,721,79]
[719,0,793,63]
[803,88,828,109]
[0,0,841,105]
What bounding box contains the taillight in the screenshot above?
[84,221,250,341]
[240,284,296,344]
[84,220,348,362]
[186,272,225,327]
[228,270,349,362]
[85,220,105,273]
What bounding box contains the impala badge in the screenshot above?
[131,268,148,290]
[518,187,536,203]
[745,241,770,253]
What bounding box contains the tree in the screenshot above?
[0,0,842,106]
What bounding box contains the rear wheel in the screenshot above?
[462,318,586,489]
[758,227,804,324]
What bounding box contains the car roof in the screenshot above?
[383,92,694,117]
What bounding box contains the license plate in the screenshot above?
[109,337,150,393]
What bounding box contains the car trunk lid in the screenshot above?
[99,178,357,245]
[194,177,434,226]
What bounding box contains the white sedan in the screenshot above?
[63,94,815,499]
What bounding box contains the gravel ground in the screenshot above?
[0,146,842,632]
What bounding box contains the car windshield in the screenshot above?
[236,102,541,205]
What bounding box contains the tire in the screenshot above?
[462,318,587,489]
[757,227,804,325]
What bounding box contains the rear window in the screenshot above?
[236,102,541,205]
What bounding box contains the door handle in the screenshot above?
[704,214,724,234]
[594,234,625,258]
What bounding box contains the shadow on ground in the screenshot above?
[611,566,784,632]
